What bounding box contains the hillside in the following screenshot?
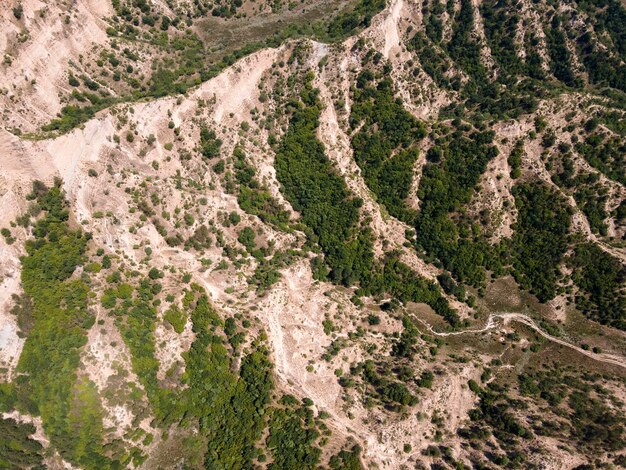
[0,0,625,469]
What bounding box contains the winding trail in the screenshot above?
[416,312,626,371]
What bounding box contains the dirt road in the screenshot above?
[417,312,626,370]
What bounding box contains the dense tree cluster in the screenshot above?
[507,140,524,179]
[573,178,609,236]
[568,243,626,330]
[165,287,328,468]
[326,0,386,40]
[108,275,179,422]
[274,75,374,286]
[351,360,420,411]
[480,0,525,80]
[445,0,539,118]
[509,182,572,302]
[576,0,626,92]
[550,149,610,236]
[10,181,113,468]
[519,366,625,453]
[276,76,459,325]
[0,417,43,469]
[468,379,531,441]
[457,379,530,466]
[409,31,457,90]
[360,256,460,326]
[351,72,426,222]
[545,15,578,88]
[575,131,626,185]
[415,127,500,287]
[232,145,291,228]
[266,396,324,469]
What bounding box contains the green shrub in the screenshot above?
[164,305,187,333]
[14,181,113,468]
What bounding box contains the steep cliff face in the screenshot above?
[0,1,625,469]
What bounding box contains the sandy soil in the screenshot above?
[0,0,112,131]
[81,312,139,436]
[258,260,346,413]
[382,0,404,60]
[0,251,24,381]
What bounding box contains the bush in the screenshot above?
[12,4,23,20]
[199,127,222,159]
[164,305,186,333]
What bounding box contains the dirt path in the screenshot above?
[416,312,626,370]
